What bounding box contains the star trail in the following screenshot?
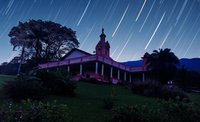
[145,12,166,50]
[0,0,200,63]
[135,0,147,22]
[112,3,129,37]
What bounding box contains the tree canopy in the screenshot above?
[9,19,79,64]
[143,48,179,83]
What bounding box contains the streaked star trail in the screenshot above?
[77,0,91,26]
[135,0,147,22]
[0,0,199,63]
[145,12,166,50]
[139,0,156,32]
[80,23,96,48]
[175,0,188,26]
[116,32,133,60]
[183,29,200,57]
[112,4,129,37]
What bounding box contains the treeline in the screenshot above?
[0,63,33,75]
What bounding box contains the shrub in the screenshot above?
[132,80,162,97]
[3,69,77,101]
[110,105,144,122]
[159,100,200,122]
[3,74,46,101]
[0,100,72,122]
[109,105,165,122]
[36,70,77,96]
[160,85,190,101]
[109,101,200,122]
[131,80,190,101]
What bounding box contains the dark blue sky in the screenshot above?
[0,0,200,63]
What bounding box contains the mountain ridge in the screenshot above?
[122,58,200,73]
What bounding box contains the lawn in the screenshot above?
[0,75,200,122]
[47,82,158,122]
[0,75,16,88]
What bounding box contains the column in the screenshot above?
[80,64,82,75]
[67,66,70,73]
[95,62,98,74]
[124,72,126,81]
[101,64,104,76]
[129,74,132,83]
[117,69,120,80]
[110,67,113,78]
[142,72,145,82]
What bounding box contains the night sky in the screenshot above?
[0,0,200,63]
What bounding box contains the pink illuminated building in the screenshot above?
[39,29,147,84]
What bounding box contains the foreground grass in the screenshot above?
[46,82,158,122]
[189,93,200,103]
[0,75,16,88]
[0,75,200,121]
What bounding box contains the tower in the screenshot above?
[95,28,110,57]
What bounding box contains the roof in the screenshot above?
[61,48,92,60]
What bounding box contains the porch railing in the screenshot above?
[38,55,146,72]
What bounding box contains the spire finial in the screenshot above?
[102,28,104,33]
[100,28,106,40]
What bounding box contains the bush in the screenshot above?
[3,69,77,101]
[3,74,46,101]
[36,70,77,96]
[0,99,72,122]
[109,105,165,122]
[132,80,162,97]
[160,85,190,101]
[159,100,200,122]
[110,105,144,122]
[109,101,200,122]
[131,80,190,101]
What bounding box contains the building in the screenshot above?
[39,29,146,84]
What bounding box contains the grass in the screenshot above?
[47,82,158,122]
[0,75,16,88]
[0,75,200,121]
[189,93,200,103]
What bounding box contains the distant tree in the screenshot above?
[0,63,7,74]
[9,19,79,64]
[176,65,188,89]
[9,56,21,64]
[1,62,8,66]
[0,63,18,75]
[144,48,179,84]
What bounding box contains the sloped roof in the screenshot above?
[61,48,92,60]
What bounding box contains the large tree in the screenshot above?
[9,19,79,64]
[143,48,179,84]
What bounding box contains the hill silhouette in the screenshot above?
[122,58,200,73]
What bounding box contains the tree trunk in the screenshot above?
[17,46,25,75]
